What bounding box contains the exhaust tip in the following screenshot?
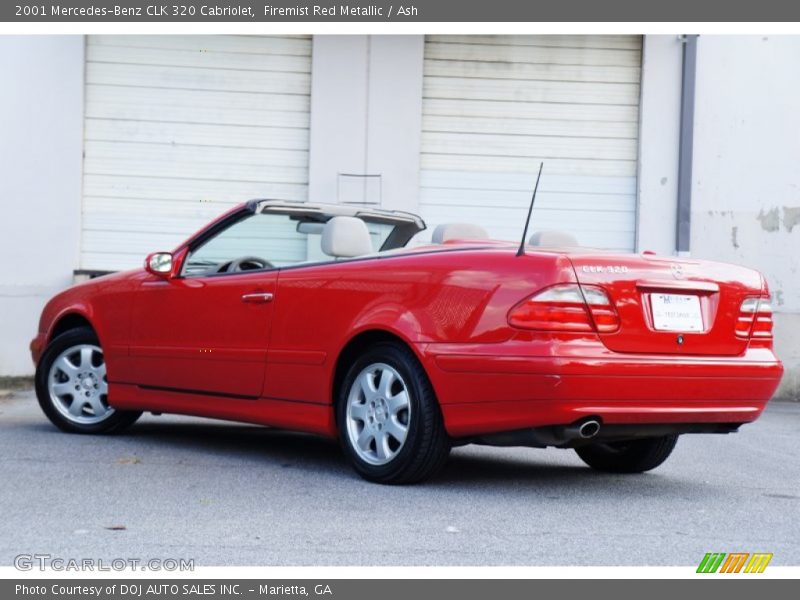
[578,419,601,439]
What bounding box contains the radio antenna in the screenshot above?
[516,162,544,257]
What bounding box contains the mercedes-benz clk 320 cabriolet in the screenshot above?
[30,200,783,484]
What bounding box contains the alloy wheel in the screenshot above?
[47,344,114,425]
[345,362,411,466]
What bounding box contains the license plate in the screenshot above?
[650,293,703,332]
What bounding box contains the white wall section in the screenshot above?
[690,35,800,399]
[308,35,424,214]
[364,36,425,214]
[308,35,370,207]
[636,35,683,255]
[0,36,84,375]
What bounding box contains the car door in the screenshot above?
[130,270,277,399]
[129,210,299,399]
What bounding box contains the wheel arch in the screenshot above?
[48,312,97,343]
[331,328,431,411]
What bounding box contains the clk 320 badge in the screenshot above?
[582,265,630,274]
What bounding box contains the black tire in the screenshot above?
[575,435,679,473]
[336,341,450,484]
[35,326,142,434]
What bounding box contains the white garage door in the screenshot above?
[81,35,312,270]
[420,35,642,250]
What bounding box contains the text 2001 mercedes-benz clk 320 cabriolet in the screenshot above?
[30,200,783,484]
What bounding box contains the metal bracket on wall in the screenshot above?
[337,172,383,207]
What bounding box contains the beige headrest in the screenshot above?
[321,216,373,258]
[431,223,489,244]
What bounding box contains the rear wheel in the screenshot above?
[35,327,141,434]
[337,342,450,484]
[575,435,679,473]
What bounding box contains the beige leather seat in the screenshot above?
[528,230,579,247]
[431,223,489,244]
[321,216,374,258]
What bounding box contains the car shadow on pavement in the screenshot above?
[126,419,351,471]
[17,415,701,494]
[122,420,696,494]
[432,449,702,499]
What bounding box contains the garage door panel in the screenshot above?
[87,45,312,74]
[421,132,638,161]
[423,115,637,139]
[83,198,273,225]
[421,171,637,195]
[85,140,307,169]
[423,204,633,228]
[85,159,308,185]
[422,155,637,178]
[90,34,312,56]
[424,42,641,67]
[424,76,639,105]
[82,231,206,271]
[429,35,643,51]
[423,59,641,84]
[421,188,634,212]
[83,175,307,203]
[86,62,311,95]
[86,101,309,130]
[420,35,642,250]
[86,85,310,116]
[83,209,223,238]
[86,119,309,152]
[423,98,638,122]
[81,35,311,270]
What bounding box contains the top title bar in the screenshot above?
[4,0,800,22]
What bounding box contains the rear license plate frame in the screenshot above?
[650,293,704,332]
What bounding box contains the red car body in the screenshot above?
[31,202,783,458]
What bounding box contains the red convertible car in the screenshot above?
[30,200,783,483]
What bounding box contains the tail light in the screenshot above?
[736,296,773,339]
[508,284,620,333]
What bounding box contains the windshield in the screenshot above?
[183,210,408,277]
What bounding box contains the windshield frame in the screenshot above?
[176,201,427,278]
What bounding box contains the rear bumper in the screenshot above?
[419,342,783,438]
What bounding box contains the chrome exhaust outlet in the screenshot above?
[472,418,603,448]
[578,419,601,439]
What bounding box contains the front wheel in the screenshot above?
[337,342,450,484]
[575,435,679,473]
[35,327,142,434]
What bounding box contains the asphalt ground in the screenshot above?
[1,390,797,566]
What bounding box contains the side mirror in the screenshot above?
[145,252,174,278]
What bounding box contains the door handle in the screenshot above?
[241,292,274,304]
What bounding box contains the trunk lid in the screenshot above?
[568,253,764,356]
